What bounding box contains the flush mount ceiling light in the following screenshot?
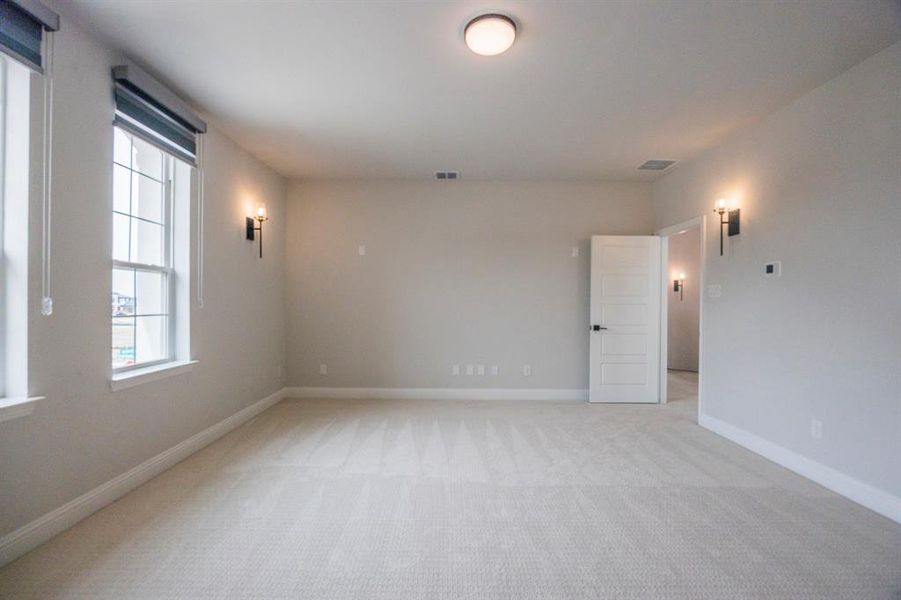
[464,14,516,56]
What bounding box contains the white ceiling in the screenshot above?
[66,0,899,181]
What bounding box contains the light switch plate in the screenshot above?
[452,365,460,376]
[523,365,531,377]
[572,247,579,257]
[358,244,366,256]
[707,284,722,298]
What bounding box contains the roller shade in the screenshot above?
[112,62,207,164]
[0,0,59,72]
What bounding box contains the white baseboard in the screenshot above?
[0,387,287,567]
[285,387,587,402]
[699,413,901,524]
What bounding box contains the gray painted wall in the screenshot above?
[286,181,654,390]
[653,42,901,500]
[666,227,700,372]
[0,14,287,537]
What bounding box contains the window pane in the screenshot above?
[113,164,131,214]
[112,317,135,369]
[131,218,164,266]
[114,128,131,168]
[113,212,131,262]
[131,135,163,181]
[133,172,163,223]
[135,316,167,364]
[112,268,135,317]
[135,270,166,316]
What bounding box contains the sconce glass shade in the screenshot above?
[255,203,268,221]
[715,198,727,211]
[679,272,686,280]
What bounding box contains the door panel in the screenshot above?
[589,236,661,403]
[601,363,648,386]
[602,333,647,355]
[603,304,648,325]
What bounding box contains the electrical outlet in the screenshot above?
[765,261,782,278]
[319,364,328,375]
[707,284,722,298]
[491,365,499,376]
[523,365,531,377]
[476,364,485,376]
[358,244,366,256]
[452,364,460,376]
[466,364,474,376]
[810,419,823,439]
[572,247,579,257]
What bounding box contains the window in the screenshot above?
[111,127,190,373]
[0,54,31,401]
[0,0,57,414]
[108,61,203,385]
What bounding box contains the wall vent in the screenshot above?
[638,160,676,171]
[435,171,459,180]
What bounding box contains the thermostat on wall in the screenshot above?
[764,261,782,278]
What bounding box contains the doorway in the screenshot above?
[657,217,705,418]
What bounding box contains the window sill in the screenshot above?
[0,396,44,424]
[110,360,198,392]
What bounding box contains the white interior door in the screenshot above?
[589,236,661,403]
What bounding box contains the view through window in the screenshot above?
[111,128,175,370]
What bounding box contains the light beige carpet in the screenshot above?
[1,371,899,599]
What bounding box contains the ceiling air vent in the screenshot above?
[638,160,676,171]
[435,171,459,180]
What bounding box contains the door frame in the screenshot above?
[656,216,706,415]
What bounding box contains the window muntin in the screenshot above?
[111,127,177,371]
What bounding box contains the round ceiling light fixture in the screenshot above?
[464,14,516,56]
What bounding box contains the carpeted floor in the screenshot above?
[1,371,899,599]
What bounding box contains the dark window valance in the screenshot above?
[0,0,59,72]
[112,62,207,164]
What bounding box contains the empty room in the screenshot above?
[0,0,899,598]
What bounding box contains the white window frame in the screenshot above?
[110,126,194,387]
[0,54,43,420]
[0,56,7,396]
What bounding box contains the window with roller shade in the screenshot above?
[0,0,57,404]
[110,62,203,374]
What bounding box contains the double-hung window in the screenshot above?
[111,128,175,370]
[109,61,205,381]
[0,0,57,415]
[0,54,32,400]
[1,51,31,400]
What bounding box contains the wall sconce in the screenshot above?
[714,198,740,256]
[245,203,269,258]
[673,272,685,301]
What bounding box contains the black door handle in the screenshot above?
[591,325,608,331]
